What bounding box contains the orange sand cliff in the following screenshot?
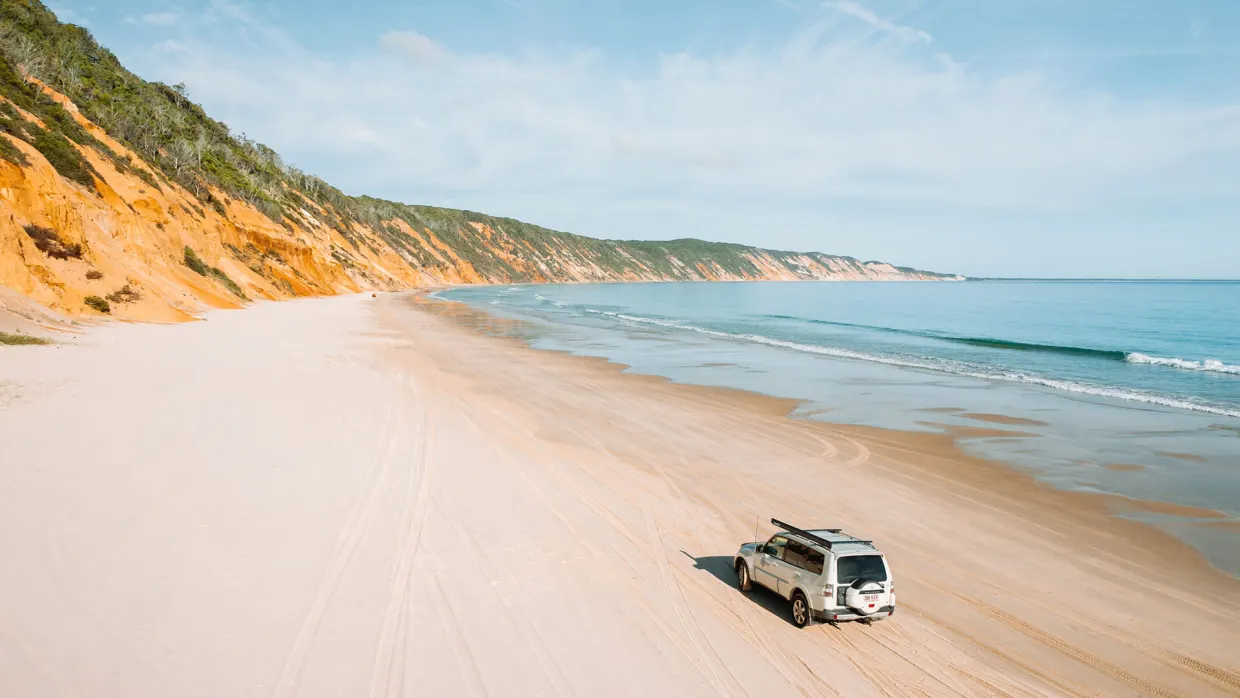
[0,83,420,322]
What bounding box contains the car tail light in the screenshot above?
[823,585,834,597]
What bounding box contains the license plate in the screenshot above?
[864,595,878,602]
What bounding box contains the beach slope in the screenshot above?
[0,293,1237,697]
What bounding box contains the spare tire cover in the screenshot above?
[844,580,886,615]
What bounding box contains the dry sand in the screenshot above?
[1,292,1238,698]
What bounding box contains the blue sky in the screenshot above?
[49,0,1240,278]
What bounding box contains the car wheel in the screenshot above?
[791,591,812,628]
[736,561,752,592]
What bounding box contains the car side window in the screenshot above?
[763,535,787,559]
[805,549,825,575]
[784,540,810,569]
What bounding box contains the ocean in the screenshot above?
[436,280,1240,574]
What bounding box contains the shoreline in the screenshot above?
[2,291,1237,697]
[417,293,1238,582]
[420,290,1240,581]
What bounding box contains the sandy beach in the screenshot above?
[1,292,1238,698]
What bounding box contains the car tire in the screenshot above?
[736,561,752,592]
[791,591,812,628]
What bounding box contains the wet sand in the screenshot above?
[1110,495,1230,519]
[915,420,1043,440]
[1,292,1238,698]
[961,412,1050,427]
[1157,451,1208,463]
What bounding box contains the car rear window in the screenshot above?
[836,555,888,584]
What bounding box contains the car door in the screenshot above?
[777,540,814,598]
[754,535,787,591]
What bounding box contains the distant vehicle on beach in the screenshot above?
[734,519,895,627]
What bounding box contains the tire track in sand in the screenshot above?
[934,586,1181,698]
[451,406,744,684]
[828,616,977,697]
[491,402,845,698]
[432,500,576,698]
[646,455,833,698]
[430,571,491,698]
[899,602,1092,698]
[271,373,413,698]
[550,424,803,694]
[818,625,929,698]
[644,509,746,697]
[1077,617,1240,695]
[367,378,437,698]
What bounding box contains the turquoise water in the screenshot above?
[438,281,1240,573]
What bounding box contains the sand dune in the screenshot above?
[1,293,1237,698]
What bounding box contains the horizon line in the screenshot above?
[964,277,1240,282]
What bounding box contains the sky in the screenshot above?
[48,0,1240,278]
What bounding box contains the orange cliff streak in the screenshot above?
[0,83,959,323]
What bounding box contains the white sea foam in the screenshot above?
[987,374,1240,418]
[607,313,1240,418]
[1126,353,1240,375]
[532,293,569,307]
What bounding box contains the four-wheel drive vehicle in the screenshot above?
[734,519,894,627]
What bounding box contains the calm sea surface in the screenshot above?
[438,281,1240,574]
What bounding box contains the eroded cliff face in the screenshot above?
[0,83,959,323]
[0,81,411,322]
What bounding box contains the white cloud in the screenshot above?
[823,1,932,44]
[206,0,256,26]
[379,31,445,64]
[132,12,180,26]
[129,2,1240,275]
[153,39,189,54]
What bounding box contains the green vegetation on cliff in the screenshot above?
[0,0,958,285]
[0,329,49,344]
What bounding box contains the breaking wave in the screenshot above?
[1126,353,1240,375]
[763,315,1129,360]
[604,312,1240,418]
[763,315,1240,374]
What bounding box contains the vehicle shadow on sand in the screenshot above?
[682,552,798,627]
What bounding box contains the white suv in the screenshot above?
[733,519,895,627]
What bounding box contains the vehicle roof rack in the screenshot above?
[771,518,873,550]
